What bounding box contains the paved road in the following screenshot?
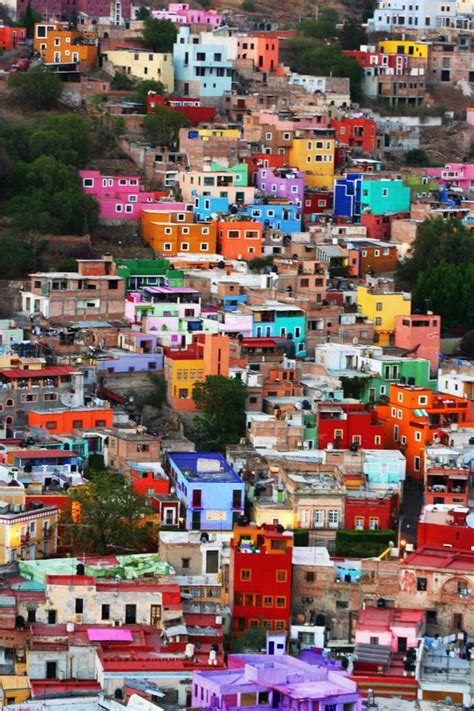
[399,476,424,546]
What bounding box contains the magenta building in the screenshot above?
[256,167,306,205]
[191,653,362,711]
[151,3,222,26]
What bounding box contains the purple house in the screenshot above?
[191,653,362,711]
[80,170,188,220]
[256,167,305,205]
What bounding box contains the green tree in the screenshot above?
[192,375,247,452]
[459,330,474,358]
[297,18,338,39]
[147,373,167,410]
[247,255,274,272]
[294,43,364,100]
[69,7,78,27]
[19,0,41,38]
[338,18,367,50]
[8,67,63,109]
[405,148,429,166]
[319,6,339,22]
[232,626,266,652]
[411,262,474,331]
[142,106,190,146]
[136,4,150,18]
[0,231,45,276]
[133,79,165,105]
[142,17,177,52]
[241,0,256,10]
[65,471,150,555]
[111,71,136,90]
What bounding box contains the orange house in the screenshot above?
[237,34,279,72]
[34,22,98,70]
[217,220,262,260]
[163,334,230,412]
[28,407,114,434]
[141,210,217,255]
[377,385,473,478]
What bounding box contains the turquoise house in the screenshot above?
[360,179,411,215]
[250,302,306,356]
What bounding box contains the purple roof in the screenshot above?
[144,286,198,294]
[87,629,133,642]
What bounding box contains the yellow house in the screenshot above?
[103,48,174,92]
[357,285,411,346]
[287,136,335,189]
[0,486,58,565]
[0,676,31,706]
[378,40,429,59]
[197,128,240,140]
[254,502,296,529]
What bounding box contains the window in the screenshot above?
[75,598,84,614]
[313,510,324,528]
[73,420,83,429]
[276,596,286,608]
[375,317,382,326]
[47,610,57,624]
[263,596,273,607]
[370,636,379,645]
[101,604,110,620]
[369,517,379,530]
[163,243,172,252]
[46,421,57,430]
[374,435,381,446]
[328,510,339,529]
[182,557,190,569]
[115,204,123,213]
[394,424,399,442]
[181,243,189,251]
[200,242,209,251]
[415,431,422,442]
[206,550,219,574]
[416,577,427,591]
[241,569,251,581]
[414,456,420,472]
[355,516,364,530]
[150,604,162,625]
[418,395,428,405]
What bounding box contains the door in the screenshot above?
[150,605,161,625]
[369,387,376,404]
[192,489,202,508]
[397,636,408,652]
[46,661,57,679]
[268,640,275,654]
[125,604,136,624]
[192,511,201,530]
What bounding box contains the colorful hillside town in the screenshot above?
[0,0,474,708]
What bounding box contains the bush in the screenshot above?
[293,529,309,547]
[405,148,429,166]
[335,529,396,558]
[242,0,256,10]
[8,67,63,110]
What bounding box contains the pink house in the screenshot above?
[425,163,474,191]
[395,313,441,373]
[151,3,222,26]
[355,607,425,653]
[256,167,305,205]
[80,170,187,220]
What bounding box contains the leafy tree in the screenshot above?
[192,375,247,452]
[133,79,165,105]
[19,0,41,38]
[297,18,338,39]
[294,43,364,100]
[319,6,339,22]
[412,262,474,331]
[340,375,370,400]
[69,7,78,27]
[65,471,150,555]
[142,17,177,52]
[338,18,367,50]
[397,218,474,287]
[110,71,136,90]
[0,231,46,276]
[136,4,150,18]
[142,106,190,146]
[459,330,474,358]
[248,255,274,272]
[8,67,63,109]
[241,0,256,10]
[405,148,429,166]
[232,626,266,652]
[147,373,167,410]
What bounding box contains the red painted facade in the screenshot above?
[130,468,170,497]
[231,526,293,635]
[0,26,26,50]
[361,212,410,240]
[146,93,217,126]
[317,403,384,450]
[330,117,377,153]
[243,154,286,182]
[417,508,474,551]
[425,468,470,507]
[344,493,399,531]
[303,189,333,215]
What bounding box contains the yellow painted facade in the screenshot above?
[357,285,411,346]
[378,40,429,59]
[0,489,58,565]
[197,128,240,140]
[104,49,174,92]
[0,676,31,706]
[287,137,335,189]
[254,504,296,529]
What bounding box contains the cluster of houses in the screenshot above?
[0,0,474,708]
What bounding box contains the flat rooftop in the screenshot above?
[167,452,242,484]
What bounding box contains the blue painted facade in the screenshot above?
[166,451,245,531]
[173,27,234,98]
[194,195,229,221]
[239,202,302,232]
[223,294,248,311]
[97,353,164,374]
[334,173,362,218]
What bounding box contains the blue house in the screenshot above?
[173,27,234,98]
[194,195,229,221]
[223,293,248,311]
[166,451,245,531]
[239,202,302,232]
[334,173,362,219]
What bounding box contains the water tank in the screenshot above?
[66,622,75,632]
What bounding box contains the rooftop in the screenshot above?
[167,451,242,484]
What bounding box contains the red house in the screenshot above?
[230,525,293,636]
[129,464,170,497]
[344,492,399,531]
[361,212,410,241]
[146,93,216,126]
[330,117,377,153]
[303,188,333,215]
[417,505,474,551]
[0,26,27,50]
[317,403,384,450]
[425,466,469,507]
[243,154,286,183]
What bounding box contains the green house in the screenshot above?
[116,259,184,291]
[361,356,437,403]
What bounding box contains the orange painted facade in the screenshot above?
[163,334,230,412]
[217,220,262,260]
[237,35,279,72]
[28,407,114,434]
[34,23,97,69]
[141,210,217,255]
[377,385,473,478]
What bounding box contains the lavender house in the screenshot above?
[191,653,362,711]
[256,168,306,205]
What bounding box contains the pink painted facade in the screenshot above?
[251,111,329,131]
[355,607,425,653]
[220,312,253,336]
[425,163,474,191]
[151,3,222,26]
[80,170,187,220]
[394,313,441,373]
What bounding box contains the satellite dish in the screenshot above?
[466,513,474,529]
[60,390,78,408]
